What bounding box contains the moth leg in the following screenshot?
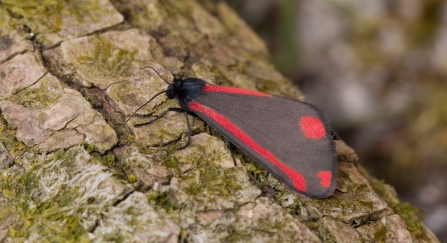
[177,111,192,150]
[133,107,184,127]
[224,138,237,167]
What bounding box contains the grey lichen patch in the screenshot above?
[91,191,180,242]
[1,84,117,153]
[0,52,47,98]
[357,214,414,242]
[0,146,132,242]
[0,0,123,48]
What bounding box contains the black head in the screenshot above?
[166,78,206,106]
[127,68,207,123]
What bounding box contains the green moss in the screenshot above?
[83,143,118,167]
[9,74,62,108]
[77,35,135,78]
[257,80,278,93]
[204,163,243,194]
[0,150,91,241]
[223,229,252,243]
[393,202,424,238]
[86,94,102,108]
[373,225,387,243]
[102,153,116,166]
[164,155,179,169]
[127,173,136,183]
[240,153,269,188]
[306,221,319,230]
[115,124,136,146]
[146,190,160,201]
[83,142,95,153]
[148,190,179,211]
[0,116,26,157]
[407,1,442,46]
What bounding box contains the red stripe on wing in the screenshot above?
[189,101,306,192]
[202,84,273,97]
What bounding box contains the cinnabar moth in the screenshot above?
[129,67,337,198]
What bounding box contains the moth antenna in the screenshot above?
[140,66,171,84]
[125,90,166,123]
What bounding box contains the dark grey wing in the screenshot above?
[187,92,337,198]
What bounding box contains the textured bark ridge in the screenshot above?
[0,0,439,242]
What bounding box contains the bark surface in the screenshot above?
[0,0,439,242]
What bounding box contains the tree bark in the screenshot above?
[0,0,439,242]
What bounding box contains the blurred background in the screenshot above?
[221,0,447,241]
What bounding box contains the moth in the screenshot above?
[129,67,337,198]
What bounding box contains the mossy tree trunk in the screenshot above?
[0,0,439,242]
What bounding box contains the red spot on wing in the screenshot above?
[318,171,332,188]
[300,116,326,139]
[189,101,306,192]
[202,84,273,97]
